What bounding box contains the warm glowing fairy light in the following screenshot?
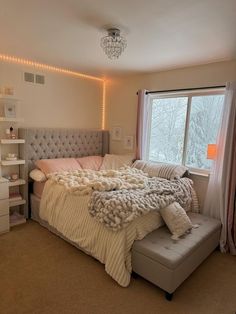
[102,81,106,130]
[0,53,103,82]
[0,53,107,130]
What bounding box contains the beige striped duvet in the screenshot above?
[39,180,164,287]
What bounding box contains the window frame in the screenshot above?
[146,88,225,175]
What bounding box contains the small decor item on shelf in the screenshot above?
[3,175,11,181]
[10,173,18,181]
[4,103,16,118]
[10,126,17,139]
[5,128,11,138]
[6,153,17,161]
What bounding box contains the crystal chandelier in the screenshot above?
[101,28,127,59]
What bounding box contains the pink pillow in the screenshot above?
[76,156,103,171]
[35,158,81,175]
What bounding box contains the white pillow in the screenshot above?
[29,169,47,182]
[160,202,195,240]
[100,154,134,170]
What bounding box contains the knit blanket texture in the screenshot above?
[48,167,194,231]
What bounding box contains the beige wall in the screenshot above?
[106,60,236,209]
[0,62,103,129]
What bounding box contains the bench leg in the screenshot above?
[165,292,173,301]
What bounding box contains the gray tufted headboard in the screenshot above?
[18,128,109,218]
[19,128,109,173]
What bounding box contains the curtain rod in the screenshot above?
[136,85,226,95]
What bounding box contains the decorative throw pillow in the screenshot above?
[29,169,47,182]
[160,202,196,240]
[35,158,81,175]
[131,160,147,171]
[157,164,188,180]
[100,154,134,170]
[76,156,103,171]
[132,160,188,180]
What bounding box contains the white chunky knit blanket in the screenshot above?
[48,167,148,195]
[48,167,195,231]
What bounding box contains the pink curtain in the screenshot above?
[203,82,236,255]
[136,89,148,160]
[220,82,236,254]
[225,102,236,254]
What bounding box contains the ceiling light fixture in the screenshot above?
[101,28,127,59]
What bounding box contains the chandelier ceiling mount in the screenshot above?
[101,27,127,60]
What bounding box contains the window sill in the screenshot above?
[189,170,210,178]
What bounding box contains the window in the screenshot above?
[147,89,225,172]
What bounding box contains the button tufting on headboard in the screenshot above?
[18,128,109,174]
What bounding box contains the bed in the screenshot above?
[19,127,109,219]
[18,128,199,287]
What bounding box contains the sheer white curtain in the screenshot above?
[203,82,236,252]
[136,89,150,160]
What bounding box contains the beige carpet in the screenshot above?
[0,221,236,314]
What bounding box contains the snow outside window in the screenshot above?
[147,89,225,172]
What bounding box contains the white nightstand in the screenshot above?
[0,177,9,234]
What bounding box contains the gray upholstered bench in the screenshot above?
[131,212,221,300]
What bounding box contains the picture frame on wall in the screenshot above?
[124,135,134,150]
[4,103,16,118]
[111,126,122,141]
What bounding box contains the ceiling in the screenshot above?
[0,0,235,77]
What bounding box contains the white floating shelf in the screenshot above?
[10,212,26,227]
[1,159,25,166]
[0,95,19,101]
[1,139,25,144]
[10,218,26,227]
[0,117,24,123]
[9,199,26,207]
[8,179,26,187]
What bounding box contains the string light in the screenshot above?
[102,81,106,130]
[0,53,103,82]
[0,53,107,129]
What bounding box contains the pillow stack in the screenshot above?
[29,154,135,181]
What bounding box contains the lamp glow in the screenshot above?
[207,144,217,160]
